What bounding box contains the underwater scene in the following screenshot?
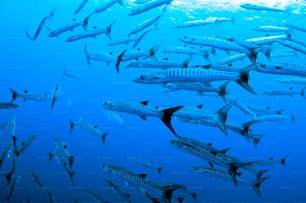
[0,0,306,202]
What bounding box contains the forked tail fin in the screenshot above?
[161,106,183,136]
[162,184,184,203]
[237,65,257,95]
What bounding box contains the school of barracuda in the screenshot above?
[0,0,305,202]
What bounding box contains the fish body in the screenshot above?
[14,134,37,157]
[65,20,116,42]
[276,77,306,84]
[129,13,163,35]
[245,34,290,46]
[48,21,83,37]
[9,88,48,102]
[0,143,12,168]
[175,17,234,28]
[88,190,108,203]
[133,67,256,94]
[193,166,269,195]
[240,3,289,14]
[25,16,48,41]
[215,53,248,65]
[128,157,163,173]
[129,0,172,16]
[74,0,89,14]
[102,164,183,203]
[252,25,290,32]
[102,100,182,136]
[105,179,132,203]
[255,63,306,76]
[70,118,108,145]
[277,40,306,54]
[93,0,123,14]
[0,102,18,110]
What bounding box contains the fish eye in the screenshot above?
[260,64,266,68]
[140,75,145,79]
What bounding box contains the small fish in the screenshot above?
[215,53,248,65]
[51,85,61,111]
[102,164,183,203]
[129,12,163,35]
[70,117,109,145]
[87,190,108,203]
[193,166,269,195]
[102,100,183,136]
[263,87,305,98]
[0,102,18,110]
[129,0,172,16]
[48,20,84,37]
[30,171,43,189]
[276,77,306,84]
[93,0,123,14]
[175,17,234,28]
[62,69,80,80]
[0,143,12,168]
[25,16,48,41]
[104,110,124,125]
[252,25,290,33]
[254,63,306,77]
[14,134,37,157]
[105,179,132,203]
[65,20,116,42]
[245,34,290,46]
[246,113,295,126]
[9,88,49,103]
[133,66,256,94]
[286,23,306,32]
[277,39,306,54]
[240,3,290,15]
[74,0,89,14]
[128,157,163,173]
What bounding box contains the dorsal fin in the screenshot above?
[141,101,149,106]
[139,173,147,179]
[197,104,203,109]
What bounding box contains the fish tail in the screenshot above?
[101,132,109,145]
[228,165,239,186]
[69,121,75,132]
[256,169,269,179]
[161,105,183,136]
[280,155,288,166]
[218,81,229,102]
[105,20,117,40]
[161,184,184,203]
[115,49,128,73]
[290,114,296,123]
[9,88,18,102]
[247,48,258,64]
[252,177,269,196]
[250,134,265,149]
[215,101,235,136]
[237,64,257,94]
[157,167,163,174]
[25,25,34,41]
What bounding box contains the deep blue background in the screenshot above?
[0,0,305,202]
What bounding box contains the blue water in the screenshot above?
[0,0,306,202]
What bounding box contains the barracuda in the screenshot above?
[129,0,172,16]
[175,17,234,28]
[102,164,183,203]
[180,35,258,64]
[125,58,189,69]
[245,34,290,46]
[170,139,249,185]
[102,100,182,136]
[161,81,229,101]
[93,0,123,14]
[276,77,306,84]
[193,166,269,195]
[277,40,306,54]
[133,66,256,94]
[48,21,84,37]
[162,46,211,59]
[263,87,305,98]
[105,179,132,203]
[170,102,234,135]
[0,143,12,168]
[177,135,231,155]
[0,102,18,110]
[74,0,89,14]
[70,117,109,145]
[255,63,306,76]
[128,157,163,173]
[87,190,108,203]
[65,20,116,42]
[9,88,49,103]
[129,13,163,35]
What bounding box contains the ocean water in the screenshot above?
[0,0,306,202]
